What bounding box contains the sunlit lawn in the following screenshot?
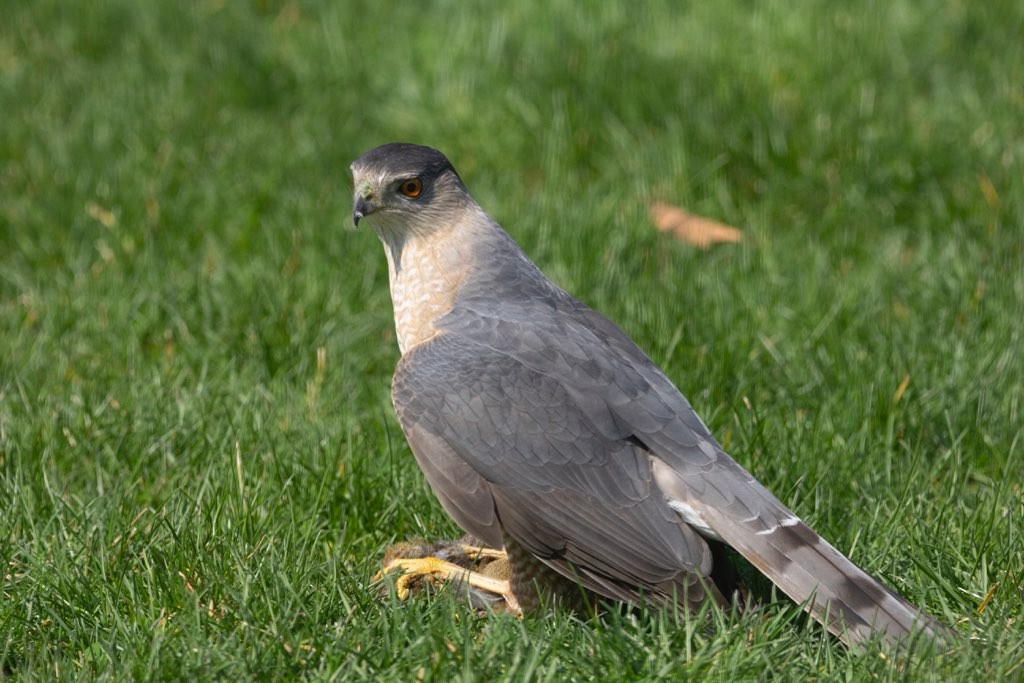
[1,1,1022,679]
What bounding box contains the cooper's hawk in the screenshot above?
[351,142,952,648]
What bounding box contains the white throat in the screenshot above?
[375,205,489,354]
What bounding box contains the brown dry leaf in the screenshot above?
[650,201,742,249]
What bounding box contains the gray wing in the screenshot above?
[394,290,949,646]
[393,330,723,609]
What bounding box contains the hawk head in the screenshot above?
[350,143,468,234]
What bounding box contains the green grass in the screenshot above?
[2,0,1022,679]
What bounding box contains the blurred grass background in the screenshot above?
[1,0,1022,679]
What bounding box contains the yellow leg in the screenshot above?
[374,556,519,613]
[457,545,508,561]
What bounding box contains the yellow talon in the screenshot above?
[388,557,449,599]
[375,555,512,604]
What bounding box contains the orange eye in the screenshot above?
[399,178,423,198]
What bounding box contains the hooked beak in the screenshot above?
[352,194,372,227]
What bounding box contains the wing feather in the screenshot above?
[392,289,948,645]
[393,331,715,602]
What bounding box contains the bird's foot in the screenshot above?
[373,539,521,614]
[374,556,510,601]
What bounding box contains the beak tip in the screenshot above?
[353,194,370,227]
